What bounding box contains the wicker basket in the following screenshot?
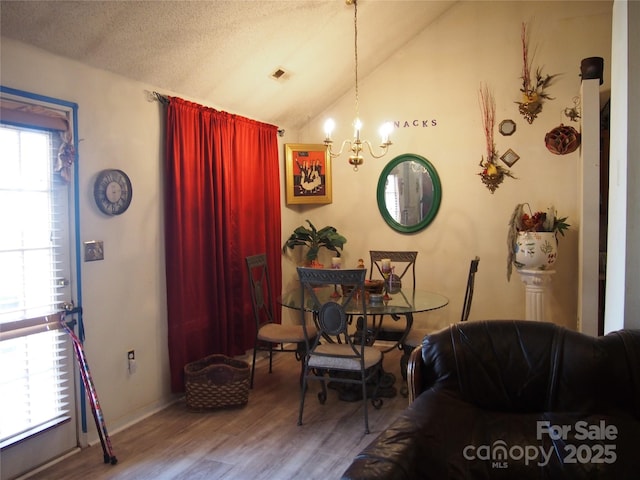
[184,354,249,410]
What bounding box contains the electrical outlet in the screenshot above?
[128,350,135,360]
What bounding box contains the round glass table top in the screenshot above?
[279,287,449,316]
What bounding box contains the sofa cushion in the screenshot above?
[342,321,640,480]
[342,388,640,479]
[420,320,640,414]
[598,330,640,418]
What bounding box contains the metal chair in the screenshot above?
[297,267,383,434]
[366,251,418,346]
[369,250,418,289]
[460,256,480,323]
[400,256,480,393]
[245,254,315,389]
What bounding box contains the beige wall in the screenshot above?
[1,38,175,443]
[285,0,612,331]
[0,0,613,446]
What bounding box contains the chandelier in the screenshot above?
[323,0,393,171]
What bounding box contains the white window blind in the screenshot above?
[0,124,71,446]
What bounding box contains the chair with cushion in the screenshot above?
[297,267,384,434]
[245,254,316,388]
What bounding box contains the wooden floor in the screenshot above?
[24,346,409,480]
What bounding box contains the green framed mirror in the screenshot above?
[376,153,442,233]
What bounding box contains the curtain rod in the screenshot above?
[151,90,284,136]
[152,91,169,106]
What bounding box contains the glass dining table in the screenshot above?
[279,286,449,339]
[278,286,449,399]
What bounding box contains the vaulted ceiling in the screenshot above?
[1,0,455,129]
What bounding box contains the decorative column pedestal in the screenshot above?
[517,269,555,322]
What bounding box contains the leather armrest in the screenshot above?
[407,345,423,403]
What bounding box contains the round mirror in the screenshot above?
[376,153,442,233]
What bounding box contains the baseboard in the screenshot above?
[15,448,82,479]
[87,394,183,445]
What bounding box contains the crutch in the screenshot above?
[59,310,118,465]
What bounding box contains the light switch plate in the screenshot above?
[84,240,104,261]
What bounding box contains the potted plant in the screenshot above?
[282,220,347,267]
[506,204,570,280]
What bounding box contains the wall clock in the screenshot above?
[93,169,132,215]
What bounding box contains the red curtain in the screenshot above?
[164,97,282,392]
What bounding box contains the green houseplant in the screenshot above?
[282,220,347,266]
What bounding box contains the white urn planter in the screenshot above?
[514,231,558,271]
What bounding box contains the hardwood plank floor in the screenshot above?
[23,346,409,480]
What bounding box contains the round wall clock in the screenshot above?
[93,169,133,215]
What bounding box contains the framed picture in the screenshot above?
[499,119,517,136]
[500,148,520,167]
[285,143,332,205]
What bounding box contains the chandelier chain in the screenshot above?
[353,0,359,120]
[322,0,392,169]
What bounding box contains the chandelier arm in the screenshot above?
[361,140,393,159]
[325,139,352,159]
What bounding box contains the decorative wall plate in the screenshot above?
[544,124,581,155]
[499,119,516,136]
[500,148,520,167]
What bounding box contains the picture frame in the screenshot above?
[500,148,520,167]
[499,119,517,136]
[285,143,332,205]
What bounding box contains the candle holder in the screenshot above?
[330,257,341,298]
[381,264,392,301]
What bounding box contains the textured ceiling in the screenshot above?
[0,0,455,129]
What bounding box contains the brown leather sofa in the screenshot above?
[341,320,640,479]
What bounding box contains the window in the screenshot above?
[0,329,70,445]
[0,124,72,446]
[384,174,401,223]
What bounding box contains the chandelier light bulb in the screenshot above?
[379,122,393,144]
[324,118,335,141]
[353,118,362,140]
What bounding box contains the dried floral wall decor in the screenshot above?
[563,96,581,122]
[517,22,558,124]
[544,124,581,155]
[478,84,516,193]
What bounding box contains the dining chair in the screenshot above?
[460,256,480,323]
[399,256,481,393]
[245,254,315,389]
[369,250,418,289]
[296,267,384,434]
[366,251,418,347]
